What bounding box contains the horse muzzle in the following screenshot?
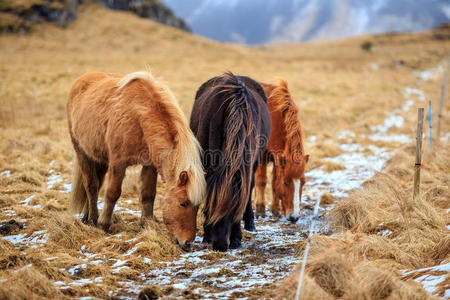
[176,239,192,251]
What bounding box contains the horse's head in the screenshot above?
[161,171,199,251]
[279,152,309,223]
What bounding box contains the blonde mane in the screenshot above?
[118,71,206,206]
[268,78,305,154]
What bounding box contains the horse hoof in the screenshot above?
[83,219,97,227]
[244,223,256,232]
[271,211,281,218]
[99,222,111,232]
[255,207,266,218]
[140,216,154,227]
[81,214,89,224]
[229,239,242,249]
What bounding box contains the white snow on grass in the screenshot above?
[68,264,87,276]
[141,213,309,298]
[402,262,450,297]
[369,133,411,143]
[401,100,414,112]
[304,143,390,200]
[415,64,443,81]
[417,274,446,295]
[440,132,450,143]
[47,169,71,193]
[0,170,11,177]
[337,130,355,140]
[20,195,35,206]
[0,230,49,247]
[1,233,27,244]
[371,114,404,133]
[19,195,43,209]
[404,87,426,101]
[4,210,16,217]
[403,262,450,275]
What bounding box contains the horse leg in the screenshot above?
[203,213,212,244]
[243,172,256,232]
[298,175,306,212]
[98,163,126,232]
[255,160,267,217]
[75,149,102,226]
[140,165,157,224]
[229,221,242,249]
[270,165,281,217]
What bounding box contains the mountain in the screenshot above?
[164,0,450,44]
[0,0,189,33]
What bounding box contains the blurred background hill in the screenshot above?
[165,0,450,44]
[2,0,449,45]
[0,0,189,33]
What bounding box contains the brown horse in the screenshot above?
[67,71,206,250]
[255,79,309,223]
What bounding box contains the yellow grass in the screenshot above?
[0,2,449,298]
[275,146,449,299]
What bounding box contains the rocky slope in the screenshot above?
[0,0,189,33]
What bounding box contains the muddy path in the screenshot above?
[144,210,326,299]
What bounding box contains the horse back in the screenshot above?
[67,72,145,164]
[191,75,270,160]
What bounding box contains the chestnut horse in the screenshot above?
[67,71,206,250]
[190,72,271,251]
[255,79,309,223]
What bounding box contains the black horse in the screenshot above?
[190,72,271,251]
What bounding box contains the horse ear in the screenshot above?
[280,156,287,168]
[304,154,310,163]
[178,171,189,186]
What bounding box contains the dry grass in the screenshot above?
[276,145,449,299]
[0,1,449,298]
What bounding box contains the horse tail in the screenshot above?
[69,156,87,214]
[205,72,257,225]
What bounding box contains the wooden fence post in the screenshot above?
[436,55,449,144]
[428,100,432,151]
[413,108,424,199]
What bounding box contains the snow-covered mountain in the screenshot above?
[164,0,450,44]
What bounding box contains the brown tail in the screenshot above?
[69,156,87,214]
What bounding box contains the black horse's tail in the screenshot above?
[205,72,257,225]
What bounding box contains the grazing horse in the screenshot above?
[67,71,206,250]
[190,72,271,251]
[255,79,309,223]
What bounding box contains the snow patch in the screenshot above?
[0,170,11,177]
[1,230,49,247]
[47,170,71,193]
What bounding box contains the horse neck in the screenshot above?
[268,92,305,155]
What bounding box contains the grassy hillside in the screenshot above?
[0,2,449,298]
